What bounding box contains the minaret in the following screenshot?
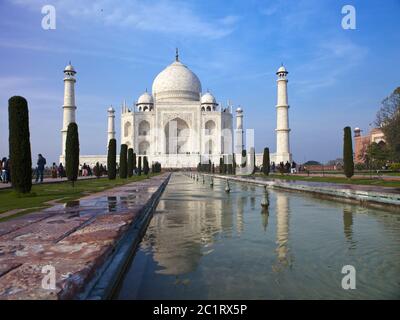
[61,62,77,159]
[235,107,244,155]
[275,65,292,163]
[107,106,116,145]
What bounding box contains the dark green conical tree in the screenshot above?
[233,154,236,175]
[143,156,149,175]
[95,162,101,178]
[138,156,142,176]
[262,147,270,175]
[107,138,116,180]
[65,122,80,186]
[252,148,256,174]
[8,96,32,193]
[343,126,354,178]
[127,148,134,177]
[119,144,128,178]
[133,152,137,171]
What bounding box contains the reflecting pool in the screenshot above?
[116,173,400,299]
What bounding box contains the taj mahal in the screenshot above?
[60,50,292,168]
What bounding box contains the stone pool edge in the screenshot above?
[78,173,171,300]
[206,174,400,211]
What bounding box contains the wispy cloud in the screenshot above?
[9,0,239,39]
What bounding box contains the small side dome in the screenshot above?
[137,92,154,105]
[236,107,243,113]
[201,92,217,105]
[108,107,115,112]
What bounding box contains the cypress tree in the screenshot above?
[8,96,32,193]
[107,138,117,180]
[127,148,134,177]
[143,156,149,175]
[343,126,354,178]
[65,122,80,186]
[232,153,236,175]
[138,156,142,176]
[119,144,128,178]
[95,162,101,178]
[133,152,137,171]
[262,147,270,175]
[252,148,256,174]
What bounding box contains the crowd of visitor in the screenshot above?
[0,153,110,185]
[269,161,298,174]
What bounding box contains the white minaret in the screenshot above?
[107,106,116,145]
[61,62,77,159]
[235,107,244,154]
[275,65,292,163]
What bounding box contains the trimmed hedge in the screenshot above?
[8,96,32,193]
[65,122,80,186]
[107,138,117,179]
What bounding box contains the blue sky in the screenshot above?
[0,0,399,163]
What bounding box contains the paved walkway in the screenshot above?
[294,173,400,181]
[205,174,400,207]
[0,173,170,300]
[0,176,98,190]
[259,176,400,194]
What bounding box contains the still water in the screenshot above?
[116,173,400,299]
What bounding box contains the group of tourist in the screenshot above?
[50,162,66,179]
[269,161,298,174]
[79,163,107,177]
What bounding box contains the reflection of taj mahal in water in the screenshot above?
[140,179,292,275]
[60,50,292,167]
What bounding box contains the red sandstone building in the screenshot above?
[354,127,386,163]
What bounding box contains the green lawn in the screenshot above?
[255,174,400,188]
[0,174,158,220]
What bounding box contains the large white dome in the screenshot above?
[152,59,202,102]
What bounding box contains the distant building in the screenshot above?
[354,127,386,163]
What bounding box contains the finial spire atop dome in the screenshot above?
[175,48,179,61]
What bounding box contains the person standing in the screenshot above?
[51,162,58,178]
[58,163,65,178]
[35,154,46,183]
[291,161,297,174]
[1,157,9,183]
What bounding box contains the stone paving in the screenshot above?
[0,176,98,190]
[0,173,170,300]
[206,174,400,207]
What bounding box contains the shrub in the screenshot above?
[343,126,354,178]
[262,147,270,175]
[143,156,149,175]
[138,156,142,176]
[107,139,116,179]
[119,144,128,178]
[127,148,134,177]
[65,122,80,186]
[8,96,32,193]
[389,163,400,171]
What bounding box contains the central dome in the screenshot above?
[152,59,202,102]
